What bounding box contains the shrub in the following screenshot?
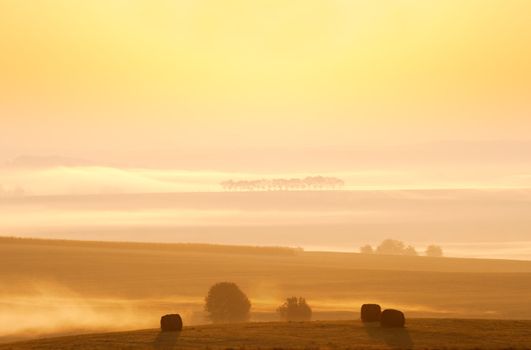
[277,297,312,321]
[359,245,374,254]
[205,282,251,323]
[403,245,418,256]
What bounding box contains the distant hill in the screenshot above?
[4,155,93,169]
[2,236,531,273]
[0,236,300,256]
[5,140,531,171]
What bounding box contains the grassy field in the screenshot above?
[2,319,531,350]
[1,237,531,343]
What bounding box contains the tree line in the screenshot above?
[360,239,444,257]
[0,185,26,197]
[220,176,345,191]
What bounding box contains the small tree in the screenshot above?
[425,245,443,257]
[360,244,374,254]
[205,282,251,323]
[277,297,312,322]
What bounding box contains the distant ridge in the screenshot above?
[2,236,531,272]
[4,155,94,169]
[0,236,301,256]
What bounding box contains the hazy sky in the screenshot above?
[1,0,531,166]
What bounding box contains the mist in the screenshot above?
[0,282,202,343]
[2,188,531,260]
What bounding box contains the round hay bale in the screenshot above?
[380,309,405,328]
[160,314,183,332]
[361,304,381,322]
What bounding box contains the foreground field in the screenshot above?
[2,319,531,350]
[1,237,531,342]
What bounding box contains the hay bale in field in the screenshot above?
[160,314,183,332]
[361,304,381,322]
[380,309,405,328]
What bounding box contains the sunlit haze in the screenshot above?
[3,2,531,347]
[2,0,531,257]
[1,1,530,164]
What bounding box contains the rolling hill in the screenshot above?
[2,319,530,350]
[1,237,531,343]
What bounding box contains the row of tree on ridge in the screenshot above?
[220,176,345,191]
[360,239,444,257]
[0,185,26,197]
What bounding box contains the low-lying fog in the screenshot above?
[2,160,531,260]
[0,283,475,342]
[2,163,531,195]
[2,186,531,260]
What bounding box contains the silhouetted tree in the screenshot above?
[277,297,312,321]
[374,239,419,256]
[360,244,374,254]
[403,245,418,256]
[205,282,251,323]
[220,180,235,191]
[425,245,444,257]
[376,239,407,255]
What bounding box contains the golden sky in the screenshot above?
[1,0,531,161]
